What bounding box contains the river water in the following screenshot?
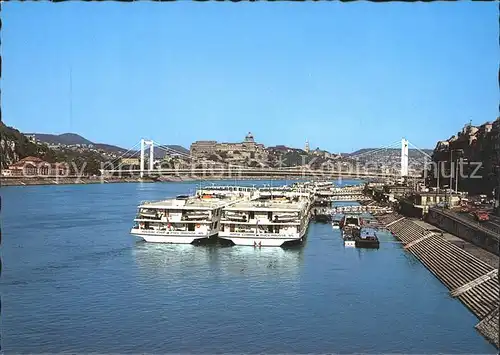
[1,180,496,353]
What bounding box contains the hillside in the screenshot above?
[1,123,116,174]
[28,132,128,153]
[26,133,93,146]
[28,132,189,156]
[1,122,52,168]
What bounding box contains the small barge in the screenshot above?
[339,214,361,230]
[342,228,356,247]
[355,229,380,249]
[340,215,361,247]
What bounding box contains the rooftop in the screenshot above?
[224,198,307,211]
[140,196,238,209]
[244,132,255,143]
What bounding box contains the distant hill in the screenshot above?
[1,123,106,174]
[26,133,93,146]
[161,145,189,155]
[27,132,189,156]
[347,148,433,157]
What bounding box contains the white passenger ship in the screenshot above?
[131,186,256,244]
[218,189,313,247]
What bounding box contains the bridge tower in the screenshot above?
[401,138,409,177]
[140,139,155,178]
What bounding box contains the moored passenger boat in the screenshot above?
[218,191,312,247]
[130,186,255,244]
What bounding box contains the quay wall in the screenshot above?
[399,199,425,219]
[0,177,157,186]
[426,207,499,256]
[377,213,499,348]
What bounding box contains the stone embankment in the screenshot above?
[377,213,499,348]
[1,175,310,187]
[0,177,156,186]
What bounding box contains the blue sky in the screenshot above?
[2,2,498,153]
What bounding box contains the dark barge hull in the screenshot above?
[355,239,380,249]
[314,214,331,223]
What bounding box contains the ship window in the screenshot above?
[268,226,273,233]
[268,212,272,220]
[188,224,195,231]
[249,211,255,219]
[230,224,235,232]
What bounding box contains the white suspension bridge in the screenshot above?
[100,138,431,179]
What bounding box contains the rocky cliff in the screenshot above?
[0,121,53,168]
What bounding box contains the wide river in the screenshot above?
[1,180,496,353]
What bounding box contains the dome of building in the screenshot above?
[244,132,255,142]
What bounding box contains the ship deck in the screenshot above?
[140,197,236,209]
[223,199,307,212]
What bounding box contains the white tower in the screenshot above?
[401,138,409,177]
[149,142,154,172]
[140,139,155,178]
[305,139,310,153]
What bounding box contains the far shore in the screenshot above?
[0,175,343,187]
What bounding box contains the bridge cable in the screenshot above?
[349,140,401,158]
[349,140,402,159]
[407,140,433,160]
[107,141,143,167]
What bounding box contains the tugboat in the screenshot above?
[355,228,380,249]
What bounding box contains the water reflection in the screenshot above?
[132,241,304,280]
[216,245,304,278]
[355,247,379,260]
[132,242,213,279]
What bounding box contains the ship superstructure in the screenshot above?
[131,186,256,244]
[218,189,313,247]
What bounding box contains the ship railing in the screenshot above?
[139,200,155,206]
[135,214,162,220]
[223,232,298,238]
[132,229,208,235]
